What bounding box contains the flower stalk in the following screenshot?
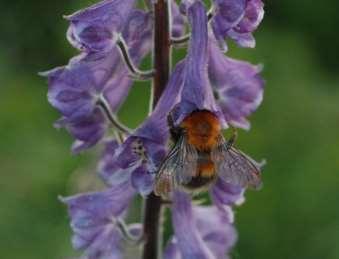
[142,0,171,258]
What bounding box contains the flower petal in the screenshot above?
[60,181,135,258]
[131,165,155,196]
[174,1,224,125]
[211,0,264,48]
[194,206,237,259]
[171,0,186,38]
[170,191,237,259]
[43,10,153,152]
[208,39,264,129]
[210,177,245,208]
[66,0,136,52]
[172,191,216,259]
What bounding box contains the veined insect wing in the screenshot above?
[154,135,198,197]
[211,135,263,189]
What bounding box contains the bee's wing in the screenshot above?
[154,135,198,197]
[211,136,263,189]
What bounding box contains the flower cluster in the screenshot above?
[42,0,265,258]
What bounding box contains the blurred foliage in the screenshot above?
[0,0,338,259]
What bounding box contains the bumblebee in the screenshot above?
[154,110,262,197]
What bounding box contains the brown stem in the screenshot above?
[142,1,171,259]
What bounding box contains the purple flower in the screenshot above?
[101,62,186,195]
[210,177,245,208]
[164,191,237,259]
[208,37,264,129]
[42,9,153,153]
[173,1,225,126]
[65,0,136,52]
[211,0,264,50]
[171,0,186,38]
[60,180,137,258]
[44,0,266,257]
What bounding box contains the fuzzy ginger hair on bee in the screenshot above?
[180,110,221,151]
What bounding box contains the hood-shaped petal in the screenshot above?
[173,1,224,125]
[65,0,136,52]
[208,39,264,129]
[135,62,186,145]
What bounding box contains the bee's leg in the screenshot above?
[225,126,238,149]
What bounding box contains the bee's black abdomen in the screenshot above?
[184,176,215,190]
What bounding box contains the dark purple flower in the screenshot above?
[65,0,136,52]
[211,0,264,50]
[60,180,137,258]
[208,38,264,129]
[165,191,237,259]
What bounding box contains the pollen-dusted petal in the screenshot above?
[208,40,264,129]
[60,181,136,258]
[173,1,224,125]
[65,0,136,52]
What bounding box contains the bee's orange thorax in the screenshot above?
[181,110,221,151]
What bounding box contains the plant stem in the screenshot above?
[142,0,171,259]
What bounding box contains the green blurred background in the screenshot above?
[1,0,339,258]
